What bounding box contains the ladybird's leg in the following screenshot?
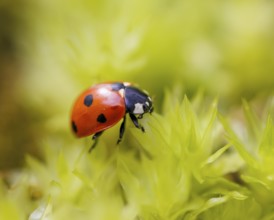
[129,113,145,132]
[117,116,126,144]
[89,131,104,152]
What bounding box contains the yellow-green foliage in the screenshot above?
[1,0,274,219]
[2,96,274,219]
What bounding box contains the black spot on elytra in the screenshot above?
[84,94,93,107]
[111,83,125,91]
[71,121,78,133]
[97,113,107,123]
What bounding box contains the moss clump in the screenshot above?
[1,0,274,219]
[1,95,274,219]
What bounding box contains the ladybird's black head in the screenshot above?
[124,86,153,116]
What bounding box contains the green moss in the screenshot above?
[1,92,274,219]
[1,0,274,219]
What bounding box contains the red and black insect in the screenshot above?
[71,82,153,151]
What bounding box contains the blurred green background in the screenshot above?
[0,0,274,170]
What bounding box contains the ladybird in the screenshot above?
[71,82,153,151]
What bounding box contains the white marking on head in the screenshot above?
[145,101,149,106]
[123,82,131,87]
[148,97,152,101]
[118,88,125,98]
[133,103,144,114]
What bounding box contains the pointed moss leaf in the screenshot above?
[202,144,231,167]
[219,114,259,169]
[242,99,261,140]
[185,196,229,219]
[196,198,261,220]
[206,196,228,207]
[228,191,248,200]
[201,99,218,146]
[191,88,205,111]
[241,175,271,190]
[259,116,274,157]
[29,198,52,220]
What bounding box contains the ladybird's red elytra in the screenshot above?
[71,82,153,151]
